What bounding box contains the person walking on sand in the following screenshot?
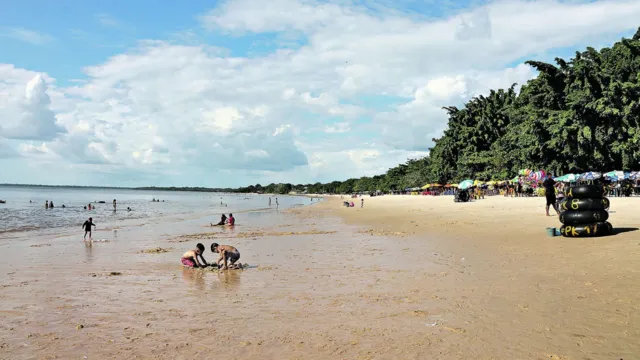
[543,173,559,216]
[82,217,96,240]
[361,198,364,208]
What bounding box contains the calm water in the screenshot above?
[0,186,311,236]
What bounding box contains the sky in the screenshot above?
[1,0,639,187]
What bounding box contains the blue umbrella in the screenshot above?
[580,172,601,181]
[458,179,474,190]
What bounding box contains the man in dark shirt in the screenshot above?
[543,174,559,216]
[83,217,96,240]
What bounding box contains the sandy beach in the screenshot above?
[1,195,639,359]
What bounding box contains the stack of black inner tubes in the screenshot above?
[559,185,613,237]
[454,189,470,203]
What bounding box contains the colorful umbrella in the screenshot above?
[604,171,627,181]
[458,180,474,190]
[580,172,601,181]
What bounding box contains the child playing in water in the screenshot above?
[181,243,209,268]
[211,243,241,270]
[82,217,96,240]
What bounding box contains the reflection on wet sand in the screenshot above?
[180,267,242,292]
[84,240,93,263]
[216,270,241,289]
[181,268,206,291]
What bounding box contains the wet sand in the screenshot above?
[1,196,639,359]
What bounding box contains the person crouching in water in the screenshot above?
[212,214,227,226]
[211,243,241,269]
[181,243,209,268]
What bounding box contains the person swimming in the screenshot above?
[181,243,208,268]
[211,243,240,270]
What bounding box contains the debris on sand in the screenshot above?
[234,229,336,238]
[30,244,51,248]
[141,247,172,254]
[108,272,122,276]
[358,229,408,237]
[172,229,336,242]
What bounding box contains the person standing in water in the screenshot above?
[269,197,272,206]
[45,200,49,209]
[113,199,117,212]
[82,217,96,240]
[275,198,279,208]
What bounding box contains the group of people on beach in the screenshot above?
[181,243,241,270]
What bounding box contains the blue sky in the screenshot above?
[1,0,639,187]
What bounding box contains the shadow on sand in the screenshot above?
[612,227,639,235]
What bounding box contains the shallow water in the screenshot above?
[0,185,312,237]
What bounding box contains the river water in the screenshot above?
[0,186,311,237]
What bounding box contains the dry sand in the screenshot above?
[1,195,639,359]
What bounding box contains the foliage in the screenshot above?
[240,30,640,194]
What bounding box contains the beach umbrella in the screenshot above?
[580,172,601,181]
[444,184,452,187]
[473,180,484,186]
[421,184,430,189]
[604,170,625,181]
[458,179,474,190]
[486,180,497,185]
[629,171,640,180]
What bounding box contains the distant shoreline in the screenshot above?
[0,184,234,193]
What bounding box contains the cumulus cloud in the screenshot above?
[0,74,67,141]
[2,0,640,186]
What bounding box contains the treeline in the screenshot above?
[236,28,640,194]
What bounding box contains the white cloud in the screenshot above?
[0,73,67,141]
[324,122,350,133]
[2,0,640,186]
[96,13,120,28]
[1,27,54,45]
